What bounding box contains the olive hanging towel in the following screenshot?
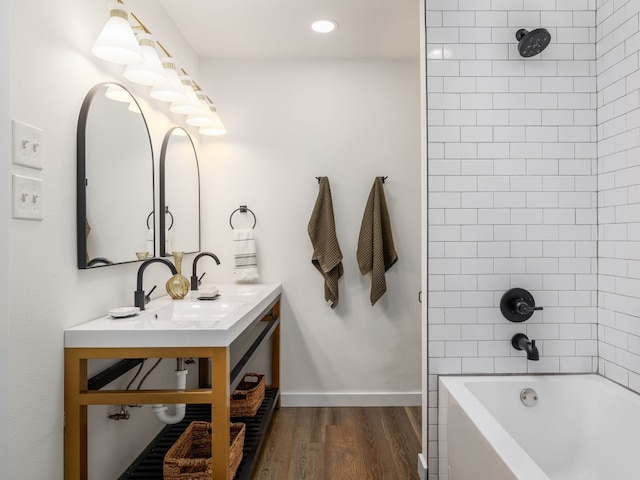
[308,177,344,308]
[357,177,398,305]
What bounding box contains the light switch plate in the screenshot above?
[12,120,44,169]
[12,174,44,220]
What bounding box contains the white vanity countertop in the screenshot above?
[64,283,281,349]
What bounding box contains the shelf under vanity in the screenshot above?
[119,388,279,480]
[64,284,282,480]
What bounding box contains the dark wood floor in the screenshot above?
[251,406,422,480]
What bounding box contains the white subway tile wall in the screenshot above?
[597,0,640,394]
[426,1,598,478]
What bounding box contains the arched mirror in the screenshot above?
[159,127,200,256]
[77,82,155,268]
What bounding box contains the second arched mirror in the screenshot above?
[159,127,201,256]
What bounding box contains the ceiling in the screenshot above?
[156,0,420,60]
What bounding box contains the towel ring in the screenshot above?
[229,205,256,230]
[147,209,174,230]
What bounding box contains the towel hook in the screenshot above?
[229,205,257,230]
[380,176,388,183]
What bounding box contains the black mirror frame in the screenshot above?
[76,82,155,269]
[159,127,201,257]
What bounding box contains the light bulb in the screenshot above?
[123,33,167,86]
[92,3,143,65]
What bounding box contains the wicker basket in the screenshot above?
[230,373,265,417]
[163,421,245,480]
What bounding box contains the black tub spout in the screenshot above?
[512,333,539,361]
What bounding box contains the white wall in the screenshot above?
[0,0,10,472]
[197,58,423,406]
[426,1,598,477]
[596,0,640,392]
[8,1,203,478]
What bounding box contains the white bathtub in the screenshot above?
[438,374,640,480]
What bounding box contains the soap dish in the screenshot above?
[198,293,221,301]
[108,306,140,319]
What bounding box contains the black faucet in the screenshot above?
[191,252,221,290]
[134,258,177,310]
[511,333,539,361]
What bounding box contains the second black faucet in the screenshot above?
[191,252,221,290]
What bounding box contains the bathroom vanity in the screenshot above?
[64,283,282,480]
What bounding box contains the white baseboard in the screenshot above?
[280,391,422,407]
[417,453,428,480]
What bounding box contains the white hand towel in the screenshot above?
[233,228,259,282]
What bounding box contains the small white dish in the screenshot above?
[108,306,140,319]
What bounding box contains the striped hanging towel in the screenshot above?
[233,228,259,282]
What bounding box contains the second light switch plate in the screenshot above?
[12,120,44,169]
[12,174,44,220]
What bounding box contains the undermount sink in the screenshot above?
[171,299,247,321]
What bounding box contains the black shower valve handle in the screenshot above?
[500,288,542,322]
[513,299,543,315]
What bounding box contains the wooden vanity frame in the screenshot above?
[64,298,280,480]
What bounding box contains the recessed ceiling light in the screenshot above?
[311,19,338,33]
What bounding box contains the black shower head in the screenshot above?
[516,28,551,57]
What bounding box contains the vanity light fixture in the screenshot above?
[186,91,226,135]
[169,75,203,115]
[92,3,143,64]
[104,83,133,102]
[92,0,227,135]
[122,32,167,86]
[149,58,188,103]
[311,19,338,33]
[198,101,226,136]
[186,91,215,127]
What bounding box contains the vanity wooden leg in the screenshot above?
[210,347,231,480]
[64,349,88,480]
